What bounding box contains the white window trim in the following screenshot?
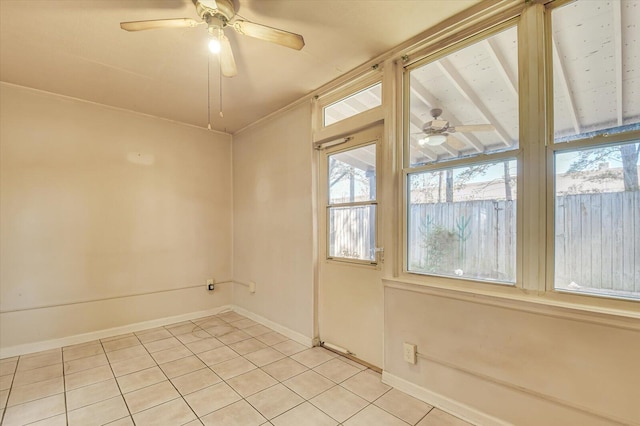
[319,127,383,268]
[399,18,525,292]
[312,70,384,144]
[393,1,640,315]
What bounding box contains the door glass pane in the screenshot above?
[554,141,640,300]
[329,205,376,262]
[328,144,376,204]
[324,83,382,127]
[408,26,518,167]
[552,1,640,142]
[407,159,517,284]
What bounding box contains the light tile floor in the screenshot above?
[0,311,473,426]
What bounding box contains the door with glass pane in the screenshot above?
[318,125,383,368]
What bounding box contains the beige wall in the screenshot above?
[384,284,640,425]
[232,103,315,339]
[0,84,233,352]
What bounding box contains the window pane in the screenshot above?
[324,83,382,127]
[407,160,517,283]
[328,144,376,204]
[328,205,376,262]
[408,26,518,167]
[554,141,640,300]
[552,1,640,142]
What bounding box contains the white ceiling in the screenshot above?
[0,0,480,134]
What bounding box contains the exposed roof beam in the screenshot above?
[337,150,374,170]
[409,75,484,152]
[362,88,382,103]
[436,59,514,147]
[341,97,368,114]
[438,140,460,158]
[551,37,581,135]
[612,0,623,126]
[324,97,368,124]
[482,39,517,99]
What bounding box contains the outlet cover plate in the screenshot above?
[403,342,417,364]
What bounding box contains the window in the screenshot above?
[550,1,640,301]
[327,143,377,262]
[553,142,640,300]
[323,83,382,127]
[408,159,517,283]
[405,25,519,284]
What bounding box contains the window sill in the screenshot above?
[383,277,640,332]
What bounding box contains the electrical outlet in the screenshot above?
[403,342,417,364]
[248,281,256,293]
[207,279,215,291]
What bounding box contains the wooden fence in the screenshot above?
[555,191,639,294]
[329,206,375,261]
[408,200,516,282]
[329,192,639,293]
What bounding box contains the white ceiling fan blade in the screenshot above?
[454,124,495,133]
[219,33,238,77]
[120,18,201,32]
[446,135,467,151]
[232,21,305,50]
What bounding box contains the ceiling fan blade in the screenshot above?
[454,124,495,133]
[446,135,467,151]
[219,33,238,77]
[120,18,201,32]
[232,21,305,50]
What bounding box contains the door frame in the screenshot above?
[315,124,385,368]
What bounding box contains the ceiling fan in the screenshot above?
[417,108,494,150]
[120,0,305,78]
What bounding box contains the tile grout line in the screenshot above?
[0,358,16,425]
[99,334,138,425]
[61,347,69,426]
[157,321,203,424]
[415,406,436,425]
[1,313,442,426]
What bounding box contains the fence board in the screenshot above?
[611,193,624,291]
[622,193,636,292]
[590,195,603,289]
[600,194,614,289]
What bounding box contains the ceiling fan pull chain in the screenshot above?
[207,53,212,130]
[219,48,224,118]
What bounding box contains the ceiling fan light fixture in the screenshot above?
[208,37,221,54]
[421,134,447,146]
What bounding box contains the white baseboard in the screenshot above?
[230,305,314,348]
[0,305,232,358]
[382,371,510,426]
[2,304,313,359]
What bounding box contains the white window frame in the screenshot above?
[313,71,384,144]
[400,19,525,294]
[319,127,382,267]
[542,0,640,307]
[393,0,640,313]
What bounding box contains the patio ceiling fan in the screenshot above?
[120,0,305,78]
[418,108,494,149]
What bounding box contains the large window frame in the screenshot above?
[401,19,525,293]
[543,0,640,305]
[396,0,640,311]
